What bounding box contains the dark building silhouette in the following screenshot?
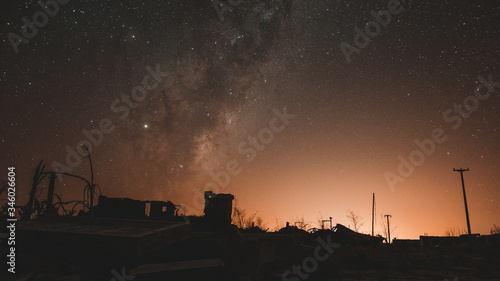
[94,195,177,220]
[94,196,147,219]
[204,191,234,227]
[149,200,177,220]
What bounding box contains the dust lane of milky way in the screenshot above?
[0,0,499,238]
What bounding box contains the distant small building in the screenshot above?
[204,191,234,227]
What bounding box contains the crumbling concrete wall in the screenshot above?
[204,191,234,227]
[149,200,176,220]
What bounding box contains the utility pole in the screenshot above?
[384,214,391,243]
[372,193,375,236]
[453,168,471,235]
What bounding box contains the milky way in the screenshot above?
[1,0,499,238]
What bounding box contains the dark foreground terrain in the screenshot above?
[1,216,500,281]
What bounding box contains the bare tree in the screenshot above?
[232,204,246,228]
[20,148,101,220]
[232,204,258,228]
[50,146,101,217]
[317,212,324,229]
[21,160,49,220]
[274,218,285,231]
[444,227,457,237]
[292,215,308,230]
[444,227,466,237]
[255,216,266,229]
[491,224,500,235]
[245,212,257,228]
[347,209,364,232]
[232,202,267,229]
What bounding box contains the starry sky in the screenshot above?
[1,0,499,238]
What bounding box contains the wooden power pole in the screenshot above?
[372,193,375,236]
[453,168,471,235]
[384,214,391,243]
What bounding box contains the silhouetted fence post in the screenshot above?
[46,172,57,214]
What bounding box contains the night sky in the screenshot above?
[1,0,499,239]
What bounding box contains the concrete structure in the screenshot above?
[149,200,177,220]
[94,195,177,220]
[204,191,234,228]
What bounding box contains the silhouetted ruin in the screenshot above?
[149,200,178,220]
[93,195,178,220]
[8,188,500,280]
[203,191,234,228]
[94,195,148,219]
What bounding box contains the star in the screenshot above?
[2,0,499,240]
